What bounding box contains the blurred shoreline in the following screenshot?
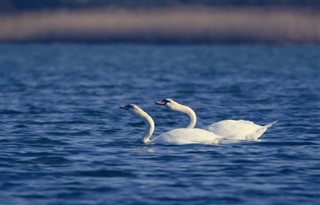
[1,7,320,44]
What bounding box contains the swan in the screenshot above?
[120,104,219,145]
[155,98,277,141]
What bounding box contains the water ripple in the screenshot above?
[1,44,319,205]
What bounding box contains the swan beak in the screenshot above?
[119,105,130,110]
[155,100,166,105]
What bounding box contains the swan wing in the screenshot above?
[207,120,277,140]
[207,119,276,140]
[207,120,261,139]
[152,128,219,145]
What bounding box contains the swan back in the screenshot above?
[207,120,277,140]
[152,128,219,145]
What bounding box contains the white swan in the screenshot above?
[155,99,277,141]
[120,104,219,145]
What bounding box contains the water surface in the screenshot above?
[1,44,319,205]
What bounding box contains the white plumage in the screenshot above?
[120,104,219,145]
[207,120,277,140]
[156,99,276,141]
[152,128,219,145]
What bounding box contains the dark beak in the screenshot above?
[119,105,130,110]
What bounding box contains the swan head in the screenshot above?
[120,104,155,144]
[155,98,181,111]
[119,104,144,117]
[155,98,197,128]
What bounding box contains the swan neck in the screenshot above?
[140,112,155,144]
[177,104,197,128]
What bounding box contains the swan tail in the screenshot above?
[264,120,278,129]
[245,127,267,140]
[245,120,278,140]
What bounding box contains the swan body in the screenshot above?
[156,98,276,141]
[207,120,277,140]
[120,104,219,145]
[152,128,219,145]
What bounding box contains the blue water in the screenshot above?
[1,44,319,205]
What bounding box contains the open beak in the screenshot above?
[119,105,130,110]
[155,100,166,105]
